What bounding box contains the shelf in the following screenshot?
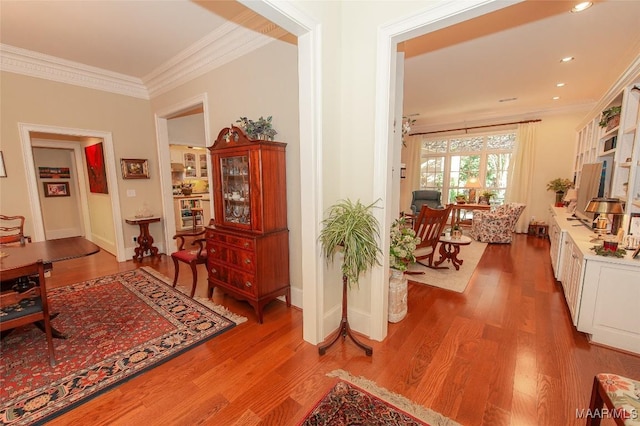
[600,148,616,156]
[633,200,640,209]
[620,162,632,168]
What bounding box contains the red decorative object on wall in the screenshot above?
[84,143,108,194]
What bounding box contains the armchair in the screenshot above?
[410,190,443,215]
[470,203,526,243]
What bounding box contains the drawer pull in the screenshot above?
[209,248,216,254]
[244,242,250,248]
[244,258,251,264]
[211,268,217,274]
[245,281,252,288]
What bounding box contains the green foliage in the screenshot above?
[598,106,622,127]
[590,245,626,257]
[546,178,573,192]
[236,116,278,140]
[389,217,421,271]
[319,199,382,287]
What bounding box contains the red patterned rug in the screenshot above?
[298,370,460,426]
[0,267,241,425]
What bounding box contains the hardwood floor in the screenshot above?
[43,235,640,425]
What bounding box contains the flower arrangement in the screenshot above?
[546,178,573,193]
[389,217,421,271]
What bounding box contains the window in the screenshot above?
[420,131,516,204]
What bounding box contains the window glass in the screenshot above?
[419,131,516,205]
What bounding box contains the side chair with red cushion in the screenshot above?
[171,229,208,297]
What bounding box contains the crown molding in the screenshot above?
[0,12,288,101]
[0,44,149,99]
[144,14,288,98]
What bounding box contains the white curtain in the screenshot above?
[506,122,537,233]
[400,135,421,213]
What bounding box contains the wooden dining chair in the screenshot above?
[409,204,452,269]
[0,214,31,245]
[0,259,56,366]
[171,229,208,297]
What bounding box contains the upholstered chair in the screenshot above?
[410,190,443,215]
[470,203,526,243]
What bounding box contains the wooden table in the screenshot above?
[125,216,161,262]
[434,235,472,270]
[0,236,100,271]
[450,203,491,228]
[1,236,100,338]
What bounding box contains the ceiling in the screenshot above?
[1,1,639,129]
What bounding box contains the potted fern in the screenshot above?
[318,199,381,356]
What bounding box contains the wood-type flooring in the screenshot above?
[41,234,639,425]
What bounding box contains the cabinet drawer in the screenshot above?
[207,243,255,272]
[207,232,254,250]
[207,261,256,296]
[225,235,254,250]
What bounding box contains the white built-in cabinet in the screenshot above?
[549,207,640,354]
[574,68,640,236]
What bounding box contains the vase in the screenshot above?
[555,191,564,207]
[388,268,408,323]
[451,229,462,239]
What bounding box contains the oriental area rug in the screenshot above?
[298,369,460,426]
[0,267,245,426]
[406,239,487,293]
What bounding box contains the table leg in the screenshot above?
[133,223,159,262]
[434,242,451,268]
[448,244,464,270]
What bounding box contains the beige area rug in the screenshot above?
[322,370,461,426]
[406,239,487,293]
[141,266,247,324]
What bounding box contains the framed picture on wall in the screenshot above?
[121,158,149,179]
[43,182,70,197]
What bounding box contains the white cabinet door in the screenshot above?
[579,259,640,355]
[564,238,584,326]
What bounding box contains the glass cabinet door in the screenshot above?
[220,155,250,225]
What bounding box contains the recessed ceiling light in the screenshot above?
[553,96,561,100]
[571,2,593,13]
[557,83,566,87]
[561,56,575,63]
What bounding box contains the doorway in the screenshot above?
[155,94,211,254]
[18,123,126,262]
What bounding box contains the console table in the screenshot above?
[125,216,161,262]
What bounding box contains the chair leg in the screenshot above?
[172,256,180,288]
[189,261,198,297]
[42,312,56,367]
[586,377,604,426]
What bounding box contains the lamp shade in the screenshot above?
[465,177,482,188]
[585,197,624,214]
[563,188,578,202]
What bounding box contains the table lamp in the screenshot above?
[563,188,578,213]
[584,197,624,242]
[465,177,482,204]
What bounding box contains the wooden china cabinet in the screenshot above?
[206,125,290,323]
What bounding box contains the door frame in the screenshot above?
[155,93,211,255]
[18,122,126,261]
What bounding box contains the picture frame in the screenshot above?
[121,158,149,179]
[43,182,70,197]
[0,151,6,178]
[39,167,70,179]
[629,213,640,237]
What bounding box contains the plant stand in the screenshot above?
[318,274,373,356]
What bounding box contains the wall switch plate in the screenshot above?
[126,189,136,197]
